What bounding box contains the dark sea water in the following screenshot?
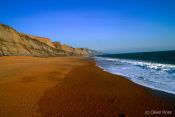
[94,50,175,95]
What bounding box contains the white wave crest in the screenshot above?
[94,57,175,95]
[94,57,175,72]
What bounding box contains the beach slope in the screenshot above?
[0,56,174,117]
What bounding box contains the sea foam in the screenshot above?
[94,57,175,95]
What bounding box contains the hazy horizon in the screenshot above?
[1,0,175,53]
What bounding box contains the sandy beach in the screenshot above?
[0,56,174,117]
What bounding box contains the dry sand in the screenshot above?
[0,56,84,117]
[0,56,174,117]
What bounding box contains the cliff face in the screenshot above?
[0,23,100,56]
[52,42,101,56]
[0,24,65,56]
[21,33,55,48]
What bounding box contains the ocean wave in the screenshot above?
[94,57,175,73]
[94,56,175,95]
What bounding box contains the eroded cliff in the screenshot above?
[0,23,100,56]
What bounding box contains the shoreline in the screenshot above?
[98,64,175,99]
[95,63,175,100]
[0,56,174,116]
[94,56,175,98]
[38,57,175,116]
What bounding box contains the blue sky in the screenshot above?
[0,0,175,53]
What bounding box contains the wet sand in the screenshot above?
[0,56,174,117]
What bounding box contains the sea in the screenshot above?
[94,50,175,95]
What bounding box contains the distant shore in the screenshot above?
[0,56,174,117]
